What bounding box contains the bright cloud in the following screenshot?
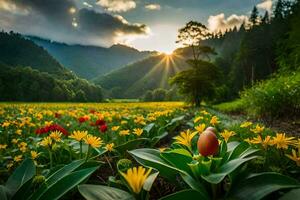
[208,13,249,33]
[97,0,136,13]
[257,0,273,13]
[145,4,161,10]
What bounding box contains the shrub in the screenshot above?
[241,71,300,118]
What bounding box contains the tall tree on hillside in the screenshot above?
[262,11,270,24]
[171,22,220,106]
[176,21,213,61]
[274,0,285,19]
[250,6,259,25]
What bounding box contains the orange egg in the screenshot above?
[197,130,219,156]
[205,126,217,134]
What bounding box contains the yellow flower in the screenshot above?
[174,129,197,149]
[210,116,219,126]
[6,162,14,169]
[15,129,22,135]
[194,123,206,134]
[14,155,23,162]
[200,110,209,115]
[240,121,253,128]
[69,131,88,141]
[12,138,19,144]
[0,144,7,150]
[247,135,273,148]
[193,116,203,123]
[49,131,62,142]
[119,130,130,136]
[18,142,28,153]
[39,137,53,147]
[1,121,10,128]
[105,143,115,152]
[272,133,295,149]
[250,125,265,134]
[31,151,39,160]
[111,126,120,131]
[44,121,53,126]
[121,120,128,125]
[84,135,103,148]
[286,149,300,166]
[134,116,146,125]
[133,128,143,136]
[220,130,236,143]
[120,166,152,194]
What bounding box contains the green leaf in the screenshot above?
[143,123,155,134]
[115,138,150,154]
[165,116,185,128]
[180,173,209,199]
[202,156,257,184]
[29,159,85,200]
[78,184,134,200]
[39,167,98,200]
[143,172,159,192]
[230,172,300,200]
[151,132,168,146]
[279,188,300,200]
[5,159,35,196]
[129,148,183,181]
[0,185,8,200]
[161,149,193,174]
[159,189,206,200]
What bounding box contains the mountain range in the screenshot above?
[29,36,157,79]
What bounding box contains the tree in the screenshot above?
[250,6,259,25]
[170,60,221,106]
[143,90,153,102]
[176,21,212,61]
[152,88,167,101]
[262,11,270,24]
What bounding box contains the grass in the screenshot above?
[213,99,246,114]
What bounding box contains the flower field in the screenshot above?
[0,102,299,200]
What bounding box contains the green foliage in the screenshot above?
[241,71,300,118]
[213,99,246,114]
[0,31,63,73]
[0,65,103,102]
[170,59,221,106]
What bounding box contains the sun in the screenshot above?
[162,50,174,56]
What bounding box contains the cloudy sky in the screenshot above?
[0,0,273,53]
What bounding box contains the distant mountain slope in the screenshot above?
[94,53,189,98]
[28,36,157,79]
[0,31,64,73]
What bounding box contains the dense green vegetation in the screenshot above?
[29,36,156,79]
[0,32,103,102]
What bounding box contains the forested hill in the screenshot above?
[29,36,157,79]
[0,31,103,102]
[0,31,64,74]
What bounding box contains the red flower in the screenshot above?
[78,116,89,123]
[54,113,62,118]
[99,124,108,133]
[35,124,68,135]
[95,119,106,126]
[89,109,96,114]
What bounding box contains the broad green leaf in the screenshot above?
[180,173,209,199]
[227,141,240,152]
[161,149,193,174]
[228,142,251,160]
[165,115,185,128]
[5,159,35,196]
[279,188,300,200]
[115,138,150,154]
[12,178,34,200]
[143,172,159,191]
[0,185,8,200]
[29,159,85,200]
[129,148,183,181]
[230,172,300,200]
[159,189,206,200]
[78,184,134,200]
[202,156,257,184]
[39,167,98,200]
[151,132,168,146]
[143,123,155,134]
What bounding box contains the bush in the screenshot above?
[241,71,300,118]
[213,99,246,114]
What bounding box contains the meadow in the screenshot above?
[0,102,299,200]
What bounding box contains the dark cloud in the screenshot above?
[0,0,149,46]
